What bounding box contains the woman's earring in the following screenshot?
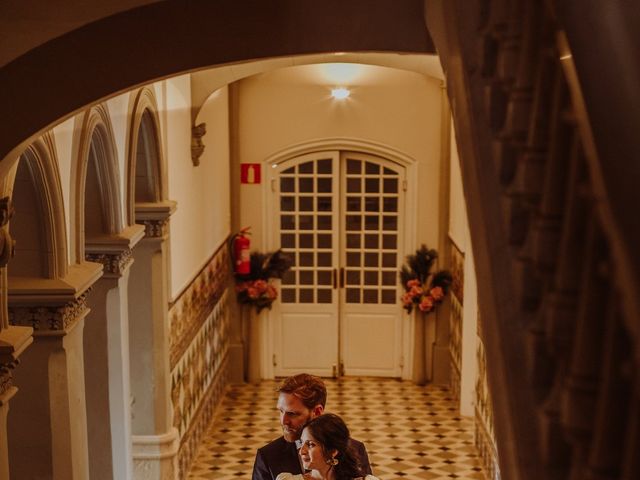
[326,458,339,466]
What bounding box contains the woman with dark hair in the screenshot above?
[276,413,380,480]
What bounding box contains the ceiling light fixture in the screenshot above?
[331,87,350,100]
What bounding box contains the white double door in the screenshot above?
[271,151,405,377]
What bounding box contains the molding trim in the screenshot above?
[263,137,418,169]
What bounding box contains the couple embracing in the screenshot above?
[252,374,380,480]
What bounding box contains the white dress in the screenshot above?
[275,474,380,480]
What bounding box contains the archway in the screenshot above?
[6,134,94,479]
[126,87,178,476]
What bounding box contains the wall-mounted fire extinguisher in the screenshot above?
[232,227,251,275]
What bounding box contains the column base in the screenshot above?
[132,428,179,480]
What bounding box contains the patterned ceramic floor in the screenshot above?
[187,377,486,479]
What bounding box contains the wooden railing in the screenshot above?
[426,1,639,478]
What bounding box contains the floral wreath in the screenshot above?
[234,250,292,313]
[399,245,452,314]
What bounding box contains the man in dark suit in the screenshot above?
[252,374,373,480]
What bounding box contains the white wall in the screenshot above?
[235,63,443,251]
[448,119,478,416]
[165,77,231,299]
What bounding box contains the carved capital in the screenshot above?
[86,248,133,277]
[191,123,206,166]
[9,292,90,334]
[0,358,18,395]
[138,219,170,239]
[0,196,16,267]
[135,201,176,240]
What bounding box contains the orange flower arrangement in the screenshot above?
[234,250,292,313]
[400,245,452,314]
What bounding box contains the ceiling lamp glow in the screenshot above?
[331,87,350,100]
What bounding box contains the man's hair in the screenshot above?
[278,373,327,409]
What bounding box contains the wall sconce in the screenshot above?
[191,123,207,166]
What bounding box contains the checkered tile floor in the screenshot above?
[187,377,486,479]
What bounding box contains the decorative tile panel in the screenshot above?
[171,291,230,480]
[450,242,464,304]
[449,241,464,401]
[169,242,231,369]
[449,293,463,400]
[475,314,500,480]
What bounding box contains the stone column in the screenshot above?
[0,196,33,480]
[0,329,31,480]
[130,202,179,479]
[7,261,101,480]
[84,225,145,480]
[432,82,453,384]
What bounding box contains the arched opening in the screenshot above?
[135,110,162,204]
[84,136,109,237]
[125,87,177,476]
[6,135,88,480]
[75,106,138,479]
[8,136,67,279]
[10,154,47,278]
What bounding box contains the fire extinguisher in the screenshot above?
[232,227,251,275]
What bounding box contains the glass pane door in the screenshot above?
[279,157,336,305]
[273,150,404,377]
[340,152,403,377]
[343,157,399,306]
[275,152,340,377]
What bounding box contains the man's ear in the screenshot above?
[311,404,324,418]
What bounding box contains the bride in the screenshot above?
[276,413,380,480]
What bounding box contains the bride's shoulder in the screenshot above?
[275,473,302,480]
[363,476,381,480]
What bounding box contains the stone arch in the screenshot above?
[126,88,165,225]
[0,0,432,166]
[71,104,123,262]
[10,132,68,279]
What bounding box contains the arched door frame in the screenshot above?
[260,137,419,380]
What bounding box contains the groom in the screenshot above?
[252,373,373,480]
